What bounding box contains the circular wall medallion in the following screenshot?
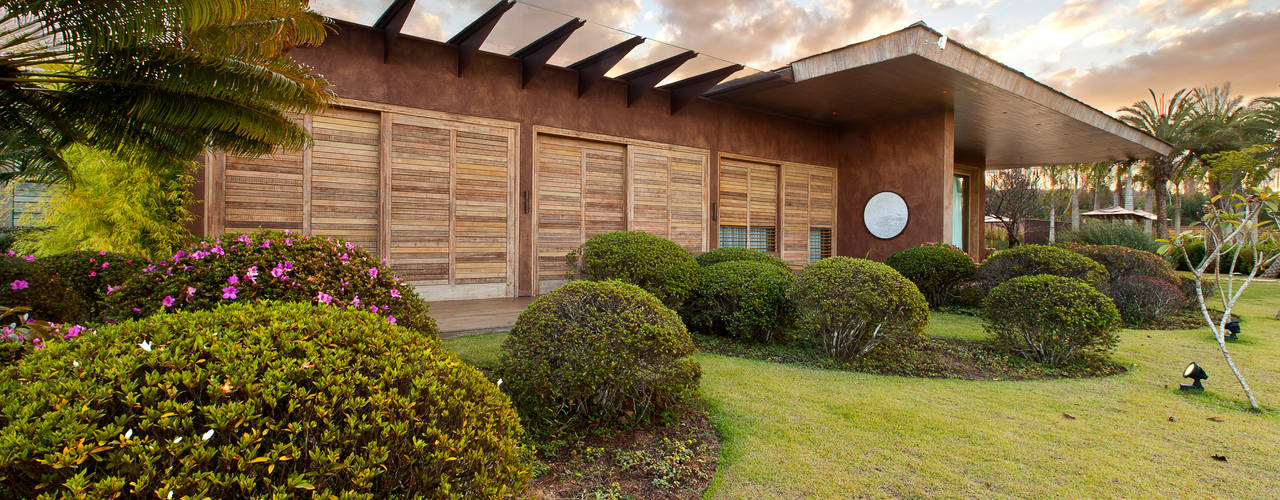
[863,192,909,239]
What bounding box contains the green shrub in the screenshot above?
[977,244,1110,291]
[1108,275,1188,325]
[685,260,795,342]
[1178,275,1216,304]
[694,247,789,270]
[789,257,929,361]
[36,250,146,316]
[1175,239,1207,271]
[885,243,977,307]
[950,281,986,309]
[982,275,1121,366]
[568,231,699,308]
[0,255,87,324]
[497,280,700,430]
[1061,243,1177,284]
[0,301,531,498]
[1059,220,1158,253]
[1173,239,1280,275]
[101,230,436,336]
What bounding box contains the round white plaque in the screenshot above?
[863,192,908,239]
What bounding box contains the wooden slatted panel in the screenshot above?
[809,168,835,229]
[388,119,451,284]
[782,167,810,264]
[536,135,625,290]
[312,109,380,254]
[717,160,748,225]
[630,149,669,237]
[453,130,511,285]
[668,154,706,251]
[749,162,778,228]
[631,146,706,251]
[718,157,778,250]
[224,147,304,233]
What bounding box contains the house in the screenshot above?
[189,0,1171,301]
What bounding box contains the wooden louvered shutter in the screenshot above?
[535,135,626,292]
[718,157,778,252]
[311,109,381,255]
[629,146,707,252]
[781,164,837,266]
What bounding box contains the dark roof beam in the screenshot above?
[660,64,744,114]
[512,18,586,88]
[617,50,697,106]
[567,35,644,97]
[447,0,516,76]
[373,0,416,63]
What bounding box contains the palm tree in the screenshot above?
[1118,89,1195,237]
[0,0,334,183]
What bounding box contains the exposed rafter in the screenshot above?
[512,18,586,88]
[447,0,516,76]
[373,0,416,63]
[617,50,697,106]
[702,68,792,99]
[660,64,744,114]
[567,35,644,97]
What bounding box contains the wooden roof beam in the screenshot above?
[617,50,697,106]
[512,18,586,88]
[373,0,416,63]
[568,35,644,97]
[660,64,744,114]
[447,0,516,76]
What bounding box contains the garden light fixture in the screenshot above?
[1180,362,1207,391]
[1224,321,1240,341]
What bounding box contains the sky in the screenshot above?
[311,0,1280,115]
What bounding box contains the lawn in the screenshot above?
[442,280,1280,498]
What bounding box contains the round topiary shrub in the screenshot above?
[567,231,699,308]
[1108,275,1188,325]
[36,250,147,316]
[885,243,977,308]
[685,260,795,342]
[497,280,700,430]
[694,247,789,270]
[101,230,436,336]
[1061,243,1177,285]
[0,255,86,323]
[977,244,1110,291]
[789,257,929,361]
[982,274,1121,366]
[0,301,531,498]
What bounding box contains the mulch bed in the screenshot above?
[528,403,720,499]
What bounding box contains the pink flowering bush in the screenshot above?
[101,230,436,336]
[36,250,147,316]
[0,255,87,324]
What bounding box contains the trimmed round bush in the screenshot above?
[1062,243,1177,284]
[694,247,789,270]
[0,301,531,498]
[498,280,700,430]
[101,230,436,336]
[36,250,146,316]
[1109,275,1188,325]
[568,231,699,308]
[982,275,1121,366]
[685,260,795,342]
[885,243,977,307]
[977,244,1110,291]
[789,257,929,361]
[0,256,86,323]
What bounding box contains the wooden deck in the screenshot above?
[429,296,534,337]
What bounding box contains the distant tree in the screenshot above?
[985,168,1043,247]
[1119,89,1195,238]
[0,0,333,183]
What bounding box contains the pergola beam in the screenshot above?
[617,50,697,106]
[512,18,586,88]
[661,64,744,114]
[447,0,516,76]
[373,0,416,62]
[568,35,644,97]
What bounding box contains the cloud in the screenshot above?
[524,0,644,29]
[1046,11,1280,114]
[1135,0,1249,23]
[1080,28,1132,48]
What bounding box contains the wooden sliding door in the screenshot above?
[533,135,626,293]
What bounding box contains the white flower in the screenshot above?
[173,436,182,443]
[496,378,503,387]
[202,429,215,441]
[72,360,79,367]
[138,340,152,352]
[167,491,173,499]
[124,429,133,439]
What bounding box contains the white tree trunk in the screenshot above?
[1124,164,1135,226]
[1070,172,1081,230]
[1049,197,1057,243]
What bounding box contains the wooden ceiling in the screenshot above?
[707,24,1172,168]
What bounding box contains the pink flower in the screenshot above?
[88,272,97,277]
[162,296,175,308]
[386,315,396,324]
[271,265,286,278]
[107,285,118,295]
[227,274,239,285]
[5,250,13,257]
[22,255,33,262]
[370,305,378,312]
[172,250,186,260]
[211,245,225,256]
[316,291,332,304]
[131,307,142,312]
[101,262,109,269]
[345,242,355,250]
[143,265,156,273]
[352,295,360,307]
[65,325,86,339]
[389,288,401,298]
[340,253,350,261]
[221,286,238,299]
[32,338,43,350]
[236,234,251,244]
[367,268,378,278]
[10,280,28,290]
[98,250,107,255]
[260,239,271,248]
[245,266,259,281]
[186,286,196,298]
[285,238,292,247]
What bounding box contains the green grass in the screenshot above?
[443,281,1280,498]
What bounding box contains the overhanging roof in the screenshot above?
[707,23,1173,167]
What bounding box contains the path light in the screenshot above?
[1180,362,1208,391]
[1224,321,1241,341]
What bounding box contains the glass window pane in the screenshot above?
[719,225,746,248]
[749,226,775,252]
[952,174,968,250]
[809,228,831,262]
